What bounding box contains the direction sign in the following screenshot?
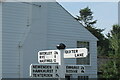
[30,64,65,78]
[38,50,60,63]
[64,48,88,58]
[65,65,85,74]
[30,64,85,78]
[38,48,88,64]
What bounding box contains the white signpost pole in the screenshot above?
[56,43,66,80]
[58,49,65,80]
[59,50,64,65]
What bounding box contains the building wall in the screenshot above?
[22,2,49,78]
[0,2,2,79]
[2,2,97,78]
[2,2,30,78]
[47,2,97,78]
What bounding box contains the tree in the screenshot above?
[107,24,120,55]
[75,7,109,56]
[100,24,120,79]
[75,7,97,27]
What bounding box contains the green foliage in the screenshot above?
[100,24,120,79]
[100,60,120,79]
[97,46,105,56]
[76,7,97,27]
[75,6,109,56]
[107,24,120,55]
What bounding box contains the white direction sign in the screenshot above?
[30,64,65,78]
[38,48,88,63]
[30,64,85,78]
[64,48,88,58]
[65,65,85,74]
[38,50,60,63]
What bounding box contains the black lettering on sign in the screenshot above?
[38,65,41,68]
[55,66,59,69]
[39,56,45,58]
[55,70,57,72]
[81,70,85,73]
[56,74,59,77]
[75,53,84,57]
[33,74,37,77]
[66,70,77,73]
[39,52,52,55]
[44,59,52,62]
[54,51,58,54]
[65,50,78,54]
[39,60,44,62]
[66,66,79,69]
[47,59,52,62]
[33,74,53,77]
[54,59,56,62]
[40,52,47,55]
[81,66,85,70]
[54,55,56,58]
[32,65,52,69]
[33,65,37,68]
[33,69,53,73]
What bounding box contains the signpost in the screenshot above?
[31,44,88,79]
[65,65,85,74]
[30,64,85,78]
[64,48,88,58]
[30,64,55,78]
[38,48,88,63]
[30,64,64,78]
[38,50,60,63]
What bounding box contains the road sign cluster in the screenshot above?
[38,48,88,64]
[30,48,87,78]
[30,64,59,78]
[30,64,85,78]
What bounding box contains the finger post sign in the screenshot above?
[38,48,88,64]
[30,64,85,78]
[38,50,60,64]
[64,48,88,58]
[30,64,65,78]
[31,48,88,78]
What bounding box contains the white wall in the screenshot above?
[0,2,2,79]
[2,2,97,78]
[2,2,29,78]
[22,2,49,78]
